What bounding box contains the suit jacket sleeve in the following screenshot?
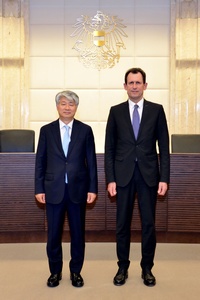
[104,106,118,184]
[35,126,47,195]
[84,126,98,193]
[156,105,170,183]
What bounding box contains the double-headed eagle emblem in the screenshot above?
[70,11,127,70]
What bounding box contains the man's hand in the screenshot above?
[107,182,117,197]
[35,193,46,204]
[157,182,168,196]
[87,193,97,204]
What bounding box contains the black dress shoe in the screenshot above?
[47,273,62,287]
[142,270,156,287]
[113,269,128,286]
[70,273,84,287]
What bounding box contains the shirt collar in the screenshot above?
[128,98,144,109]
[59,119,74,130]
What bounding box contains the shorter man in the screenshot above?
[35,90,98,288]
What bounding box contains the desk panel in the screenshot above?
[0,153,200,242]
[0,154,44,232]
[168,154,200,232]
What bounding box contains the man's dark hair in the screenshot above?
[124,67,146,84]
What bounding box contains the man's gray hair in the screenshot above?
[55,90,79,105]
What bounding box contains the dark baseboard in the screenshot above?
[1,231,200,243]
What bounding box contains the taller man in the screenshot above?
[105,68,170,287]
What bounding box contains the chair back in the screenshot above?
[0,129,35,152]
[171,134,200,153]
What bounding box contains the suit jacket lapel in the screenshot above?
[126,99,149,141]
[123,101,137,141]
[51,119,81,158]
[51,119,65,155]
[138,99,149,139]
[67,119,80,156]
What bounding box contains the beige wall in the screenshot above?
[29,0,170,153]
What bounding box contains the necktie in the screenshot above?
[62,125,70,183]
[62,125,70,156]
[132,104,140,139]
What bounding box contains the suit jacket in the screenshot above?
[105,100,170,187]
[35,119,98,204]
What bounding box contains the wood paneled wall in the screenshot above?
[0,153,200,242]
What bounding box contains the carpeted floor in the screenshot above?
[1,243,200,300]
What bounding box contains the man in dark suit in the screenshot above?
[105,68,170,287]
[35,90,98,288]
